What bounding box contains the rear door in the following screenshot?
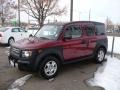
[84,25,97,55]
[62,24,88,60]
[19,28,29,39]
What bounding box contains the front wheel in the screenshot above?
[38,56,60,79]
[95,48,106,63]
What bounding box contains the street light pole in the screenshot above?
[18,0,20,27]
[70,0,73,22]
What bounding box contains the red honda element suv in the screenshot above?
[9,21,108,79]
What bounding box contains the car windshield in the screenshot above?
[0,27,8,32]
[35,25,62,40]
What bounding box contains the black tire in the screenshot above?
[18,63,26,71]
[95,48,106,63]
[8,38,15,46]
[38,56,60,79]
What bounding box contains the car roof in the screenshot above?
[46,21,104,26]
[4,27,20,29]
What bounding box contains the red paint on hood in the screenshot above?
[12,37,56,50]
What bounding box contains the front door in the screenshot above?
[62,24,88,60]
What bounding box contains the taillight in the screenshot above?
[0,33,2,37]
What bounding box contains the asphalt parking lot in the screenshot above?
[0,44,103,90]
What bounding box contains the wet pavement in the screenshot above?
[0,44,103,90]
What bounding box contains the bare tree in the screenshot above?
[20,0,66,27]
[105,17,114,32]
[0,0,16,26]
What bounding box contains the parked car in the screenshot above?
[0,27,30,45]
[9,21,108,79]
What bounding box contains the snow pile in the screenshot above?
[8,74,32,90]
[107,36,120,54]
[87,56,120,90]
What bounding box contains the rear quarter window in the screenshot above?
[0,28,9,32]
[12,28,20,32]
[95,25,106,35]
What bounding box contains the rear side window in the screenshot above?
[86,26,94,36]
[95,25,105,35]
[0,27,8,32]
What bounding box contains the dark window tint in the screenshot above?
[65,25,82,39]
[20,29,26,32]
[86,27,94,36]
[64,27,72,37]
[72,26,82,38]
[96,25,105,35]
[12,28,19,32]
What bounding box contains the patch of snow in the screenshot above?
[8,74,32,90]
[48,78,55,82]
[8,88,20,90]
[87,56,120,90]
[6,47,10,49]
[107,36,120,54]
[9,60,14,67]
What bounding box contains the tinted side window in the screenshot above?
[96,25,105,35]
[72,26,82,38]
[20,29,26,32]
[86,26,94,36]
[64,27,72,37]
[12,28,19,32]
[65,25,82,39]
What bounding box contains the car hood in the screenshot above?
[12,37,55,50]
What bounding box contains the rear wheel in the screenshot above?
[38,56,60,79]
[8,38,15,46]
[95,48,106,63]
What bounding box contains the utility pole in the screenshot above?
[1,0,4,26]
[70,0,73,22]
[18,0,20,27]
[111,25,115,57]
[89,9,91,21]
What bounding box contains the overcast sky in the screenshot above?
[19,0,120,24]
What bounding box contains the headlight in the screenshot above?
[22,51,32,57]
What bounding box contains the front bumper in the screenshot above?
[8,47,38,69]
[8,55,30,67]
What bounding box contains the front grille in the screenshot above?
[11,47,21,57]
